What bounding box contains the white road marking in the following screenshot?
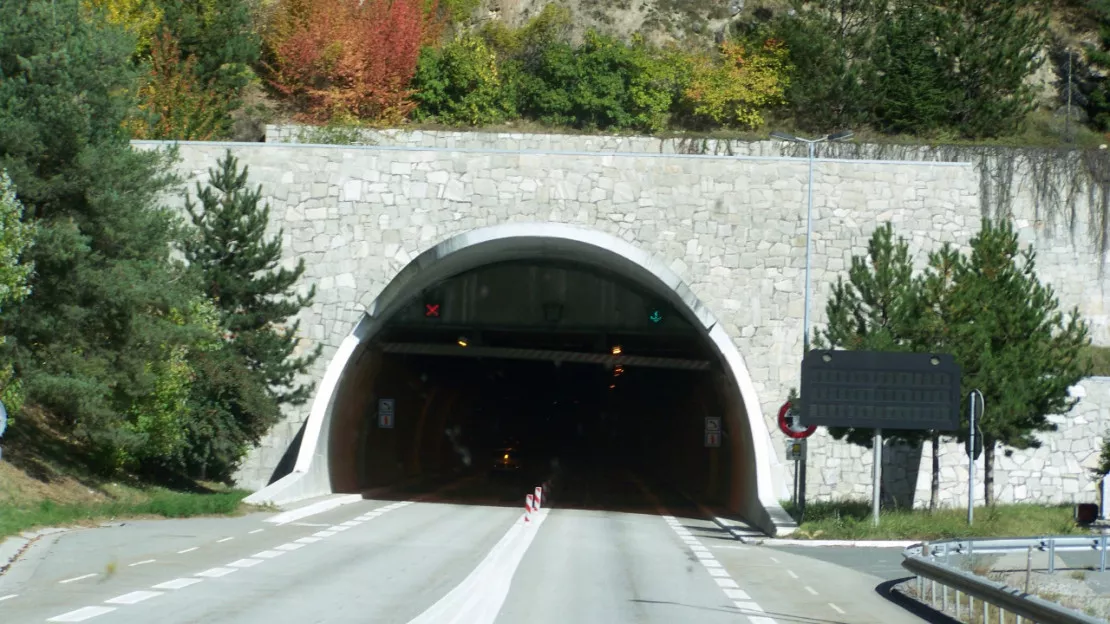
[216,537,234,543]
[805,586,818,595]
[249,528,264,534]
[59,573,97,584]
[708,568,730,577]
[177,547,198,554]
[786,569,798,579]
[340,521,361,527]
[128,559,156,567]
[829,603,846,614]
[195,567,237,578]
[312,530,337,538]
[701,559,723,568]
[290,522,329,527]
[724,588,750,600]
[0,593,17,602]
[749,617,778,624]
[105,590,162,605]
[275,542,306,551]
[710,544,748,550]
[735,601,764,612]
[769,556,780,564]
[406,510,549,623]
[265,493,362,525]
[252,550,286,559]
[295,537,321,544]
[715,578,739,589]
[46,606,116,622]
[227,558,262,568]
[152,578,202,590]
[328,525,352,532]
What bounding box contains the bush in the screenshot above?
[678,38,792,129]
[412,34,516,126]
[125,30,225,140]
[265,0,435,123]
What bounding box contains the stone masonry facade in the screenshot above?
[131,125,1110,509]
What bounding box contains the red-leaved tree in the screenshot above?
[266,0,439,124]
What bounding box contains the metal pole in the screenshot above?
[968,391,977,526]
[873,428,883,526]
[798,140,816,521]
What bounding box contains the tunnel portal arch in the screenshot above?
[249,222,793,535]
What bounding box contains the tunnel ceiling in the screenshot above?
[375,259,713,363]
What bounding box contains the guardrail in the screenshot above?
[901,537,1110,624]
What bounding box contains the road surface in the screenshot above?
[0,468,927,624]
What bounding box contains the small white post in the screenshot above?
[872,428,883,526]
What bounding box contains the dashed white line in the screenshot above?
[769,556,781,564]
[216,537,234,543]
[295,536,322,544]
[195,567,237,578]
[227,558,262,568]
[715,577,740,589]
[749,617,778,624]
[128,559,156,567]
[329,525,352,532]
[152,578,203,590]
[46,606,116,622]
[274,542,306,551]
[723,588,750,600]
[177,547,198,554]
[805,585,818,595]
[252,550,286,559]
[0,593,17,602]
[105,590,162,605]
[59,573,97,584]
[708,568,730,577]
[735,601,764,612]
[248,528,264,534]
[786,569,798,579]
[829,602,846,614]
[312,530,337,538]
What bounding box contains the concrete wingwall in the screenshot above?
[133,125,1110,512]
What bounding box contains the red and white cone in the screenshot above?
[524,494,534,524]
[534,486,543,510]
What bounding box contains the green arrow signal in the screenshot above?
[648,310,663,324]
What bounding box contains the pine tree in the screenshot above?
[871,0,954,135]
[943,218,1090,505]
[182,151,321,409]
[1084,0,1110,131]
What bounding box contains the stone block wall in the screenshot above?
[137,128,1110,509]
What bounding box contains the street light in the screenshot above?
[769,129,854,520]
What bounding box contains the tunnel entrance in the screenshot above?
[258,224,789,534]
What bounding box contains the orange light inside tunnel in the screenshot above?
[613,365,624,376]
[611,345,622,355]
[503,453,509,460]
[457,336,469,347]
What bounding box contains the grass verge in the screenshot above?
[782,499,1082,541]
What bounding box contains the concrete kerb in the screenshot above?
[693,501,918,548]
[0,527,70,577]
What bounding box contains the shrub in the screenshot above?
[678,38,792,129]
[412,34,516,126]
[125,30,225,140]
[265,0,436,124]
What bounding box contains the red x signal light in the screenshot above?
[424,303,440,318]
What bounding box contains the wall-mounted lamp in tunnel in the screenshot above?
[457,336,469,347]
[611,345,622,356]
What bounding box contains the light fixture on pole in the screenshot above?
[768,129,854,521]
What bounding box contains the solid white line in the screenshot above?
[805,586,818,595]
[227,558,262,568]
[195,567,237,578]
[0,593,17,602]
[177,547,198,554]
[265,494,363,525]
[152,578,202,590]
[59,573,97,584]
[786,570,798,579]
[216,537,234,543]
[829,603,845,614]
[46,606,116,622]
[105,590,162,605]
[252,550,286,559]
[275,543,306,551]
[249,528,264,534]
[128,559,156,567]
[406,510,549,624]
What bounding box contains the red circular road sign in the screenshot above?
[778,400,816,439]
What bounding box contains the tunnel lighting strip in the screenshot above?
[379,342,713,371]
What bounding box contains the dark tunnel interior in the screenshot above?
[326,260,741,513]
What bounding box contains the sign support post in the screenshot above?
[967,389,984,526]
[872,428,883,526]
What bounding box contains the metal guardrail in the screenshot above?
[902,537,1110,624]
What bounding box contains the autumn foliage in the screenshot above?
[265,0,439,124]
[680,38,792,129]
[125,30,224,140]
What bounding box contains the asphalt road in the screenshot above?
[0,468,929,624]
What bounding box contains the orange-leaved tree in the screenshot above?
[265,0,439,124]
[125,30,225,141]
[679,38,792,129]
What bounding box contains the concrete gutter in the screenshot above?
[0,527,70,576]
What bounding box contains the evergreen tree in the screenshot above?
[1084,0,1110,131]
[182,151,321,410]
[814,222,942,505]
[0,0,199,470]
[932,0,1049,138]
[871,0,954,135]
[943,218,1090,504]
